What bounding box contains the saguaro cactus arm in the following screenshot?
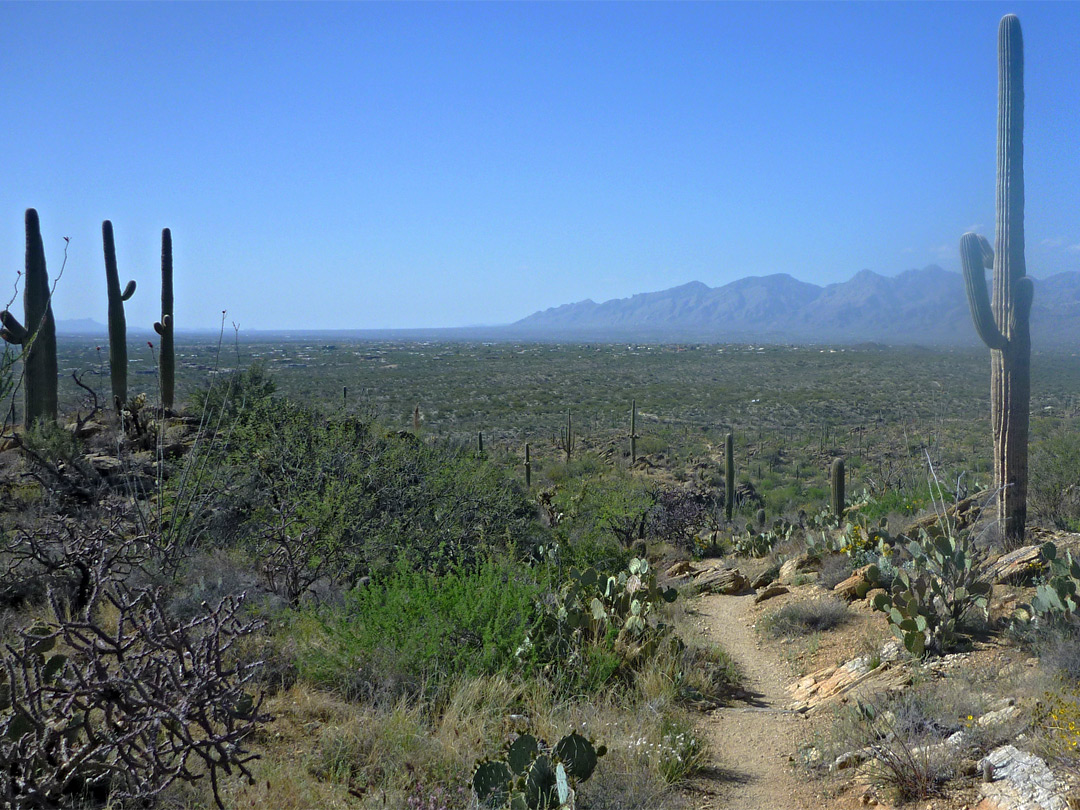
[961,233,1007,350]
[0,311,28,344]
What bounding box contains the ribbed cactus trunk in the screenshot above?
[831,457,845,518]
[0,209,57,426]
[629,398,637,464]
[961,15,1032,546]
[102,220,136,408]
[524,442,531,488]
[724,432,734,522]
[154,228,175,412]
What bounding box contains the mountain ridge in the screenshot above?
[512,265,1080,347]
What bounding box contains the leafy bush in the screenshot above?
[190,397,544,577]
[188,360,277,423]
[760,598,849,638]
[289,557,545,700]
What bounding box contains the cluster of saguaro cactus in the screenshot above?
[102,220,137,408]
[960,14,1032,546]
[153,229,176,412]
[0,209,58,427]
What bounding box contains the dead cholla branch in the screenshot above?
[0,513,147,613]
[0,588,268,809]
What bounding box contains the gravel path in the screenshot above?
[692,591,833,810]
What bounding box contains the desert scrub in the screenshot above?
[760,598,850,638]
[227,678,696,810]
[286,556,546,700]
[1036,680,1080,772]
[193,394,544,576]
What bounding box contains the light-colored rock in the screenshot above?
[778,552,821,585]
[751,567,778,589]
[754,584,789,604]
[665,560,697,579]
[789,656,912,714]
[879,639,905,663]
[831,747,873,771]
[978,706,1020,728]
[86,454,123,476]
[975,745,1068,810]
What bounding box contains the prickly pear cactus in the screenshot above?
[871,528,991,655]
[1029,541,1080,622]
[471,731,605,809]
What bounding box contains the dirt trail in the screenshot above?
[692,591,832,810]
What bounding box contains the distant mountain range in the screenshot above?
[511,266,1080,347]
[54,266,1080,347]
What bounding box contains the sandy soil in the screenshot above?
[688,591,836,810]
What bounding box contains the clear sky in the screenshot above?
[2,2,1079,331]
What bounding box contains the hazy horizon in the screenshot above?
[4,2,1079,331]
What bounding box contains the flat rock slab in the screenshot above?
[976,744,1068,810]
[694,566,750,595]
[789,657,913,714]
[985,545,1045,585]
[754,584,789,604]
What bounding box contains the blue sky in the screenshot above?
[2,2,1079,331]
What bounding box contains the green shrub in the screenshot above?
[189,397,544,576]
[289,556,545,699]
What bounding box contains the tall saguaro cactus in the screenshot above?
[102,220,136,408]
[960,14,1033,545]
[0,209,58,426]
[831,457,845,519]
[629,398,638,465]
[724,432,735,522]
[154,228,175,412]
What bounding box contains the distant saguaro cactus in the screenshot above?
[524,442,532,488]
[960,14,1033,545]
[0,209,58,426]
[831,457,845,518]
[153,228,175,412]
[560,409,575,462]
[629,398,639,465]
[102,220,137,408]
[724,432,735,522]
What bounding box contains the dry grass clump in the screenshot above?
[189,667,705,810]
[760,598,850,638]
